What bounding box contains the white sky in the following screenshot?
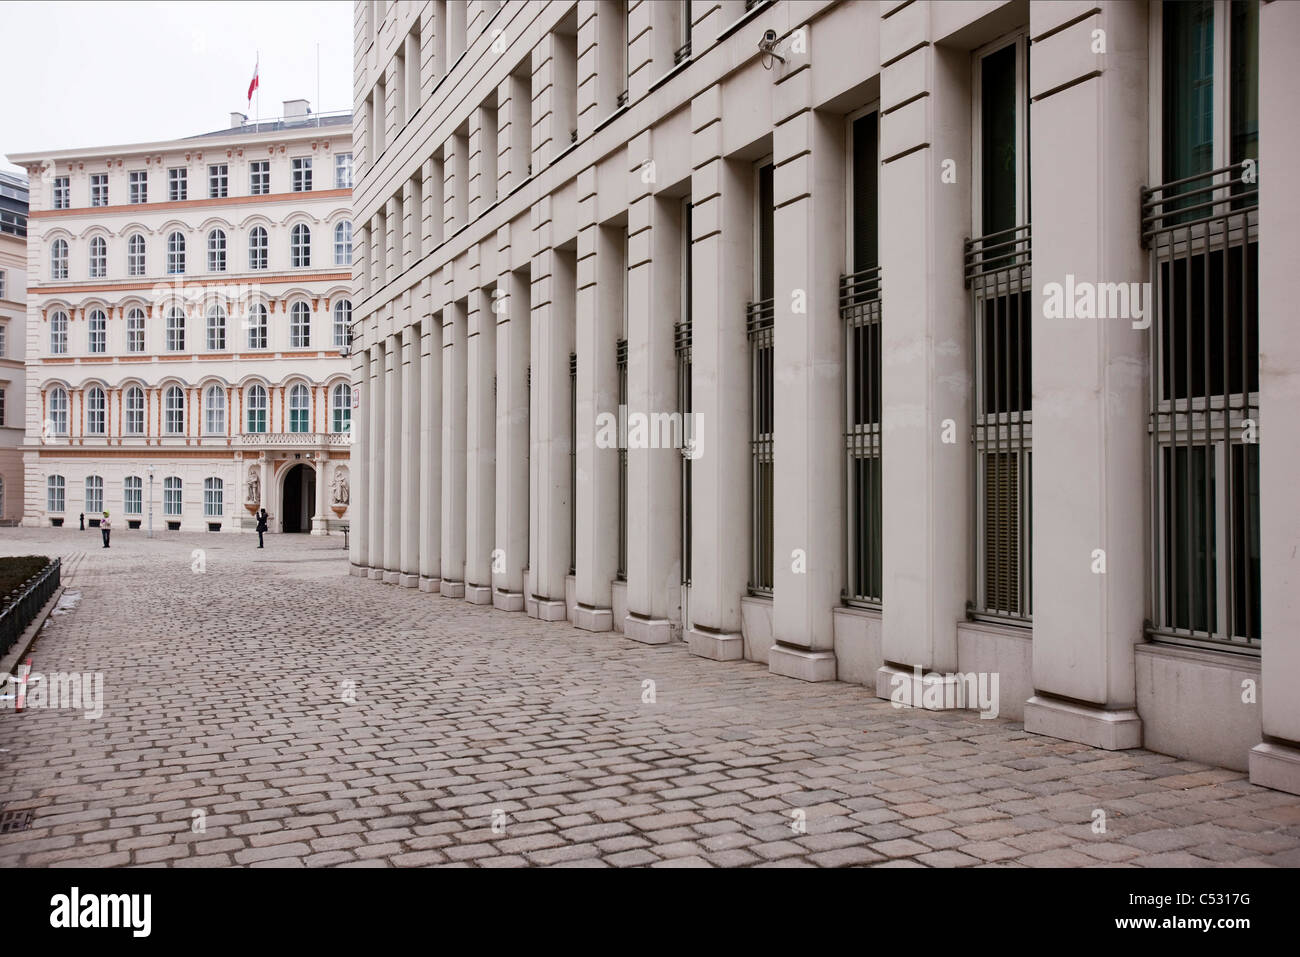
[0,1,354,174]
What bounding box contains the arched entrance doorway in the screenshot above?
[282,463,316,533]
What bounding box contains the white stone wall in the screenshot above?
[351,1,1300,791]
[0,228,27,523]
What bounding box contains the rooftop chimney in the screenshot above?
[230,112,247,128]
[283,99,310,119]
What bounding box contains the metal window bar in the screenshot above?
[964,224,1033,623]
[675,321,693,586]
[840,266,883,606]
[1141,161,1260,653]
[569,351,577,576]
[747,298,775,597]
[616,337,628,581]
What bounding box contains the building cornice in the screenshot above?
[30,188,352,221]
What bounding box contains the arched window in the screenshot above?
[207,228,227,272]
[89,236,107,278]
[248,225,268,270]
[333,299,352,349]
[166,306,186,351]
[163,476,182,516]
[127,233,146,276]
[47,474,66,512]
[246,384,268,433]
[126,307,146,352]
[290,223,311,267]
[331,383,352,433]
[87,308,107,354]
[47,387,69,435]
[85,386,106,434]
[164,385,185,434]
[124,475,143,514]
[288,383,310,433]
[204,477,224,517]
[204,384,226,434]
[124,386,145,434]
[49,310,69,354]
[334,220,352,266]
[85,475,104,514]
[51,239,68,280]
[247,303,268,349]
[167,231,186,274]
[290,301,311,348]
[206,304,226,350]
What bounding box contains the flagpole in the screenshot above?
[256,51,261,131]
[316,42,321,127]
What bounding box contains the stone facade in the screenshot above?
[0,171,27,524]
[10,106,354,535]
[352,0,1300,794]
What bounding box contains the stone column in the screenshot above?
[367,341,385,579]
[527,234,575,620]
[419,293,444,592]
[399,319,421,586]
[768,44,847,681]
[573,167,620,632]
[494,256,530,612]
[1023,1,1148,749]
[350,349,368,572]
[875,3,971,696]
[383,332,403,583]
[686,85,751,661]
[624,131,682,644]
[441,295,468,597]
[312,449,328,535]
[1250,0,1300,795]
[465,279,497,604]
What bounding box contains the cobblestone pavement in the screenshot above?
[1,527,1297,868]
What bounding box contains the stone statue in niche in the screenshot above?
[245,466,260,504]
[331,467,349,506]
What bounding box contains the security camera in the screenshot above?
[758,29,785,68]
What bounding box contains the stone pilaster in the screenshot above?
[382,330,403,583]
[441,292,468,598]
[465,267,497,605]
[494,245,530,612]
[399,318,421,586]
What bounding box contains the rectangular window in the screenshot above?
[53,176,70,209]
[292,157,313,192]
[164,478,182,516]
[967,34,1032,622]
[748,161,775,597]
[168,168,188,201]
[205,478,223,517]
[129,170,147,204]
[0,323,6,358]
[250,160,270,195]
[844,110,882,605]
[0,270,5,300]
[127,311,145,352]
[124,476,142,515]
[208,164,228,199]
[90,173,108,207]
[336,153,354,188]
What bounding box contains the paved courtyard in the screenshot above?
[1,526,1297,868]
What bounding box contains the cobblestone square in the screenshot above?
[1,527,1297,868]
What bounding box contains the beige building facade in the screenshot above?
[11,105,355,535]
[0,171,28,523]
[351,0,1300,794]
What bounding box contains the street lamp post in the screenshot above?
[147,464,155,539]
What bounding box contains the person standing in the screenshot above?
[256,508,268,548]
[100,512,111,548]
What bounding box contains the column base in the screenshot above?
[493,589,525,612]
[465,584,493,604]
[440,579,465,599]
[310,524,328,536]
[528,597,567,621]
[769,644,837,682]
[624,615,674,645]
[367,567,383,580]
[419,576,441,593]
[350,563,368,577]
[687,626,744,661]
[1024,694,1142,750]
[1249,741,1300,796]
[398,573,419,588]
[382,570,400,585]
[573,604,613,632]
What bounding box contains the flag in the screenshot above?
[247,58,259,105]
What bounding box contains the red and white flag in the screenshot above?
[247,57,259,105]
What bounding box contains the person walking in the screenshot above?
[256,508,268,548]
[100,512,111,548]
